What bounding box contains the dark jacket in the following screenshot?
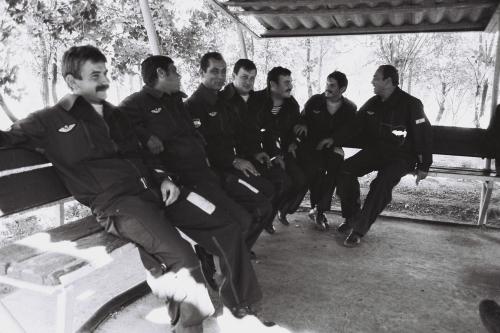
[300,93,357,147]
[184,83,239,170]
[333,87,433,172]
[221,83,281,158]
[119,85,209,173]
[255,88,301,150]
[485,104,500,158]
[0,94,171,213]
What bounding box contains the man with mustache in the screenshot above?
[0,45,267,332]
[324,65,432,247]
[255,67,310,225]
[118,55,272,284]
[185,53,277,237]
[220,59,293,234]
[295,71,357,231]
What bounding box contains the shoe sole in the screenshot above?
[314,222,327,231]
[344,240,361,247]
[337,226,353,233]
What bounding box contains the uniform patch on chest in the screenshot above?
[58,124,76,133]
[313,110,321,114]
[193,118,201,128]
[151,108,162,114]
[367,111,374,115]
[208,112,217,116]
[416,118,425,124]
[392,129,407,137]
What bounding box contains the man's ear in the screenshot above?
[270,81,277,91]
[65,74,76,91]
[232,73,236,81]
[340,86,347,94]
[157,68,164,78]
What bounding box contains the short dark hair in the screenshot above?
[200,52,224,73]
[141,55,174,87]
[62,45,107,80]
[267,66,291,89]
[378,65,399,86]
[326,71,348,89]
[233,59,257,75]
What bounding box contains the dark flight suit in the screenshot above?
[484,104,500,173]
[184,83,276,211]
[220,83,293,227]
[0,94,263,332]
[334,87,433,236]
[255,88,308,217]
[119,85,271,251]
[300,93,357,213]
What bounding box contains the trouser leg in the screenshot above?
[165,187,263,310]
[97,192,212,333]
[278,154,307,215]
[253,163,293,226]
[228,168,276,201]
[294,146,322,210]
[336,149,379,218]
[219,172,272,250]
[352,154,416,236]
[316,149,344,212]
[305,148,326,209]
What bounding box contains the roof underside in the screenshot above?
[216,0,500,38]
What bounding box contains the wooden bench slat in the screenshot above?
[0,147,51,171]
[6,230,130,286]
[0,216,103,275]
[0,167,71,217]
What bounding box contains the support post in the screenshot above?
[237,25,248,59]
[0,300,26,333]
[56,285,75,333]
[486,24,500,171]
[55,203,65,226]
[138,0,161,55]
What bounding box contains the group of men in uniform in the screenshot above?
[0,45,432,332]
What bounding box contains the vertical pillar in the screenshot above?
[55,203,65,226]
[139,0,161,55]
[56,285,75,333]
[0,300,26,333]
[237,25,248,59]
[486,25,500,171]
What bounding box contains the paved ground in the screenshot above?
[2,211,500,333]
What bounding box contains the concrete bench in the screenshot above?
[0,147,146,333]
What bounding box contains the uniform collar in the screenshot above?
[319,93,345,107]
[380,86,402,106]
[58,94,115,120]
[194,83,220,106]
[142,85,187,99]
[221,83,256,100]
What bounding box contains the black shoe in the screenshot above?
[264,224,275,234]
[249,250,256,259]
[194,245,217,290]
[308,207,317,221]
[231,306,277,327]
[338,217,354,233]
[344,231,362,247]
[277,211,289,226]
[480,300,500,333]
[315,211,327,231]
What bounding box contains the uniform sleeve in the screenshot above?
[295,98,314,145]
[0,113,47,151]
[409,99,433,172]
[261,106,283,157]
[118,96,154,147]
[484,105,500,158]
[283,99,301,148]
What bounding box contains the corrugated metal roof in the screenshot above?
[214,0,500,38]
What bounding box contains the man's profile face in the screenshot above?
[69,60,110,104]
[157,63,181,94]
[202,58,227,93]
[325,77,345,100]
[272,75,293,99]
[233,67,256,96]
[371,69,387,96]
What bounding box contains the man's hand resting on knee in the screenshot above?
[161,179,180,206]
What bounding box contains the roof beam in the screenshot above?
[260,21,486,38]
[223,0,375,6]
[485,2,500,34]
[204,0,261,38]
[233,1,496,17]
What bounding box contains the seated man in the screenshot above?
[484,104,500,174]
[184,53,277,235]
[221,59,293,234]
[255,66,308,225]
[294,71,357,230]
[118,55,271,265]
[0,45,269,332]
[326,65,433,247]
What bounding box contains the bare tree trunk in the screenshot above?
[473,84,481,128]
[40,38,50,107]
[115,80,121,103]
[317,42,323,94]
[0,92,18,122]
[305,38,313,98]
[480,80,489,124]
[128,74,134,95]
[435,82,446,124]
[51,53,58,104]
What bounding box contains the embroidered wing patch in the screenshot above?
[208,112,217,117]
[367,111,375,115]
[151,108,162,114]
[58,124,76,133]
[313,110,321,114]
[193,118,201,128]
[416,118,425,124]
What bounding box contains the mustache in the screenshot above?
[96,85,110,92]
[325,90,332,93]
[286,89,292,92]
